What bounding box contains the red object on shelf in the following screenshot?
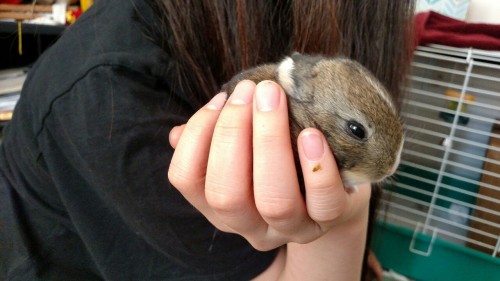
[415,11,500,50]
[66,7,82,25]
[0,0,23,4]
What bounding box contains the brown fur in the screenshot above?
[222,53,404,187]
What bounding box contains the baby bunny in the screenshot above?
[222,53,404,188]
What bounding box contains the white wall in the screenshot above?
[416,0,500,24]
[467,0,500,24]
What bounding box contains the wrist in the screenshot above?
[281,204,369,281]
[253,198,370,281]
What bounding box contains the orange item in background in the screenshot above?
[80,0,93,12]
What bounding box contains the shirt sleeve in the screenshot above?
[36,65,277,279]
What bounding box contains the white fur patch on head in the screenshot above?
[277,57,295,96]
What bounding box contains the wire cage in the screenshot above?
[373,44,500,281]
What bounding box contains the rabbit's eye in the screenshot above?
[347,121,366,141]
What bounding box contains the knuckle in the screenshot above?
[253,133,282,146]
[310,210,343,224]
[205,191,243,214]
[307,200,346,223]
[212,107,250,140]
[305,185,348,223]
[215,122,243,139]
[183,120,210,141]
[167,163,204,191]
[205,181,247,214]
[290,233,316,245]
[248,238,280,252]
[212,125,245,148]
[257,197,298,222]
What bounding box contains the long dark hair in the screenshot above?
[151,0,415,279]
[151,0,415,109]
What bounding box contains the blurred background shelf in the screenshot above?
[0,20,65,70]
[0,20,65,35]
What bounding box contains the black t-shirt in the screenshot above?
[0,0,276,280]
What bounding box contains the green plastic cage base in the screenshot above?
[372,221,500,281]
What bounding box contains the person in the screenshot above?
[0,0,415,280]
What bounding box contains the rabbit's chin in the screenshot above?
[340,170,390,192]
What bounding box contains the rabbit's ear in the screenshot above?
[277,53,322,101]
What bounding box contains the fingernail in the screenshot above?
[256,81,280,111]
[301,132,324,161]
[230,80,255,105]
[206,92,228,110]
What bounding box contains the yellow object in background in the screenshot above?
[439,89,476,125]
[445,89,475,112]
[80,0,94,12]
[17,21,22,56]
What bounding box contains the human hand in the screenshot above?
[168,80,371,251]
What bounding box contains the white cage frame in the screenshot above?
[379,44,500,258]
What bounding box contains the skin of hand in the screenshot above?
[168,80,372,280]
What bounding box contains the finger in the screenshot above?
[297,128,348,224]
[252,81,312,237]
[168,92,227,212]
[298,129,372,226]
[169,124,186,149]
[205,81,267,235]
